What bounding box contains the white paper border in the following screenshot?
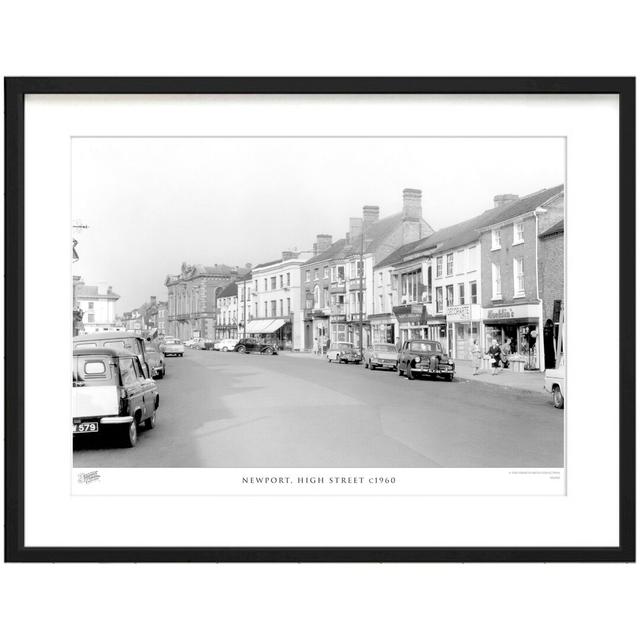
[24,93,619,547]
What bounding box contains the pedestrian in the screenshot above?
[487,339,502,375]
[312,336,319,356]
[501,338,512,369]
[471,339,482,375]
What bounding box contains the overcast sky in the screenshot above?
[71,137,564,311]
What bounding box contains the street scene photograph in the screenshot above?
[71,136,566,469]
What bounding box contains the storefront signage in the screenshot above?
[446,304,471,322]
[482,304,540,322]
[393,304,427,324]
[331,315,347,323]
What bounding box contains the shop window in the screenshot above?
[458,283,465,305]
[491,229,501,250]
[446,285,454,307]
[513,222,524,245]
[492,264,502,299]
[446,253,454,276]
[514,257,525,296]
[435,287,443,313]
[436,256,443,278]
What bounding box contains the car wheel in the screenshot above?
[145,409,157,430]
[157,366,164,379]
[222,346,228,352]
[237,345,246,353]
[122,417,138,448]
[553,386,564,409]
[398,363,404,376]
[405,363,414,380]
[264,347,274,355]
[370,362,376,371]
[448,374,454,382]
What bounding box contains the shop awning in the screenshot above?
[245,318,289,334]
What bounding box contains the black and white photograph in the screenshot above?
[71,136,566,472]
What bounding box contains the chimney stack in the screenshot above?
[150,295,157,305]
[402,188,422,220]
[316,234,332,255]
[493,193,519,209]
[362,205,380,225]
[349,217,363,239]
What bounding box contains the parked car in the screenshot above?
[397,339,455,381]
[145,344,166,379]
[544,356,565,409]
[188,338,205,349]
[214,338,239,352]
[73,331,153,378]
[184,338,198,348]
[363,343,398,371]
[327,342,362,364]
[72,347,159,447]
[234,337,278,355]
[161,338,185,357]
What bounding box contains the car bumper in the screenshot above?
[164,349,184,355]
[411,366,455,374]
[371,359,397,368]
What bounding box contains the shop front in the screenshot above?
[482,304,541,370]
[312,313,329,353]
[445,304,482,360]
[245,318,293,350]
[330,312,348,346]
[369,313,397,345]
[346,315,371,350]
[393,304,429,347]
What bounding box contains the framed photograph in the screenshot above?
[4,77,635,562]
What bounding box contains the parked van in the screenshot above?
[73,331,153,378]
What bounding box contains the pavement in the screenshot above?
[74,348,563,469]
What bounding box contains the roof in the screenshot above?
[253,258,283,270]
[539,219,565,238]
[375,184,564,268]
[75,285,120,300]
[218,281,238,298]
[73,346,134,358]
[304,238,348,265]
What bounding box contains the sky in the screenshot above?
[71,137,565,311]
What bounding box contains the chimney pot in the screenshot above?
[402,188,422,220]
[493,193,519,208]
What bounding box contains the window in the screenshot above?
[377,294,383,313]
[279,299,283,316]
[513,222,524,245]
[455,250,464,275]
[264,301,268,317]
[279,275,283,288]
[270,276,276,289]
[263,278,268,291]
[119,358,137,386]
[446,285,454,307]
[426,266,432,303]
[435,287,443,313]
[84,360,106,376]
[323,266,329,279]
[286,273,290,286]
[470,281,478,304]
[254,303,258,318]
[330,266,336,282]
[350,262,356,278]
[357,260,363,277]
[400,270,421,303]
[458,283,465,305]
[446,253,454,276]
[514,257,525,296]
[87,314,95,323]
[286,298,291,314]
[313,285,320,308]
[377,271,383,286]
[436,256,443,278]
[491,229,501,250]
[254,279,258,291]
[314,268,319,280]
[492,263,502,299]
[271,300,277,317]
[337,265,345,281]
[88,302,94,310]
[323,287,329,307]
[305,270,311,282]
[467,245,477,271]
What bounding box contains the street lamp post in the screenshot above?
[358,225,367,359]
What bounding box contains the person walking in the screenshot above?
[312,336,319,356]
[501,337,512,369]
[487,338,502,375]
[471,339,482,375]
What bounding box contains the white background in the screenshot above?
[1,2,638,639]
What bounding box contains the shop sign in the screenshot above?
[446,304,471,322]
[332,315,347,323]
[483,304,539,322]
[392,304,427,323]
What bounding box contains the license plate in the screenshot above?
[73,422,99,433]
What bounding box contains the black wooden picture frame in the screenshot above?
[4,77,635,562]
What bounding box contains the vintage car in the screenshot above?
[544,356,565,409]
[161,338,185,357]
[145,344,166,379]
[214,338,238,352]
[233,337,277,355]
[72,347,159,447]
[397,339,455,381]
[327,342,362,364]
[184,338,198,348]
[363,343,398,371]
[73,331,153,378]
